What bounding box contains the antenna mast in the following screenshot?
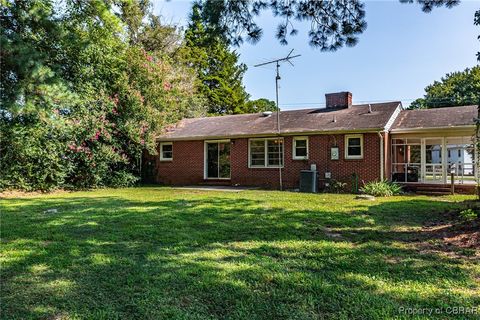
[254,49,301,190]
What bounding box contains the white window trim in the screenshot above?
[160,142,173,161]
[292,136,309,160]
[345,134,364,159]
[248,138,284,168]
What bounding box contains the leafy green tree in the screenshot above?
[245,98,277,113]
[476,9,480,61]
[409,66,480,109]
[0,0,80,190]
[180,3,250,115]
[119,0,183,56]
[0,0,204,191]
[475,10,480,198]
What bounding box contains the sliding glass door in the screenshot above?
[206,141,230,179]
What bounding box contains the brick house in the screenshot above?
[144,92,478,193]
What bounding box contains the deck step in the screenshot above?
[416,187,451,192]
[400,183,476,195]
[416,191,452,196]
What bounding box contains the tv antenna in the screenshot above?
[254,49,301,190]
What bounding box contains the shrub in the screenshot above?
[360,180,402,197]
[459,208,478,221]
[325,179,347,193]
[107,171,139,188]
[0,119,71,192]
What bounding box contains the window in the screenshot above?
[160,142,173,161]
[250,140,265,166]
[458,149,461,157]
[249,138,284,167]
[267,139,283,166]
[345,135,363,159]
[293,137,308,160]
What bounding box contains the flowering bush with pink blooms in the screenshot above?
[59,48,206,190]
[1,28,205,191]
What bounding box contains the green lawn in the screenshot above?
[1,188,479,319]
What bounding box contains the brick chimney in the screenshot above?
[325,91,352,109]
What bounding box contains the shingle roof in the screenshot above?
[158,102,401,140]
[391,105,478,131]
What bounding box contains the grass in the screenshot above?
[1,187,479,319]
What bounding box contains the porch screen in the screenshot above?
[391,138,421,182]
[446,137,476,185]
[391,136,478,185]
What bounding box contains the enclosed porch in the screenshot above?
[390,134,478,193]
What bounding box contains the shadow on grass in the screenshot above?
[1,194,478,319]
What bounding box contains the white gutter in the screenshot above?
[157,128,385,142]
[378,131,384,181]
[390,125,475,134]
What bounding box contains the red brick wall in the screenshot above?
[149,140,205,185]
[148,133,382,190]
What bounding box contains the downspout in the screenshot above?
[378,131,384,181]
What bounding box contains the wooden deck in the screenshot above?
[400,183,478,195]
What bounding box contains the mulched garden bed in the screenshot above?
[421,201,479,257]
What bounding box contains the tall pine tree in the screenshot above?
[180,3,250,115]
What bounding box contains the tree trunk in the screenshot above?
[477,101,480,199]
